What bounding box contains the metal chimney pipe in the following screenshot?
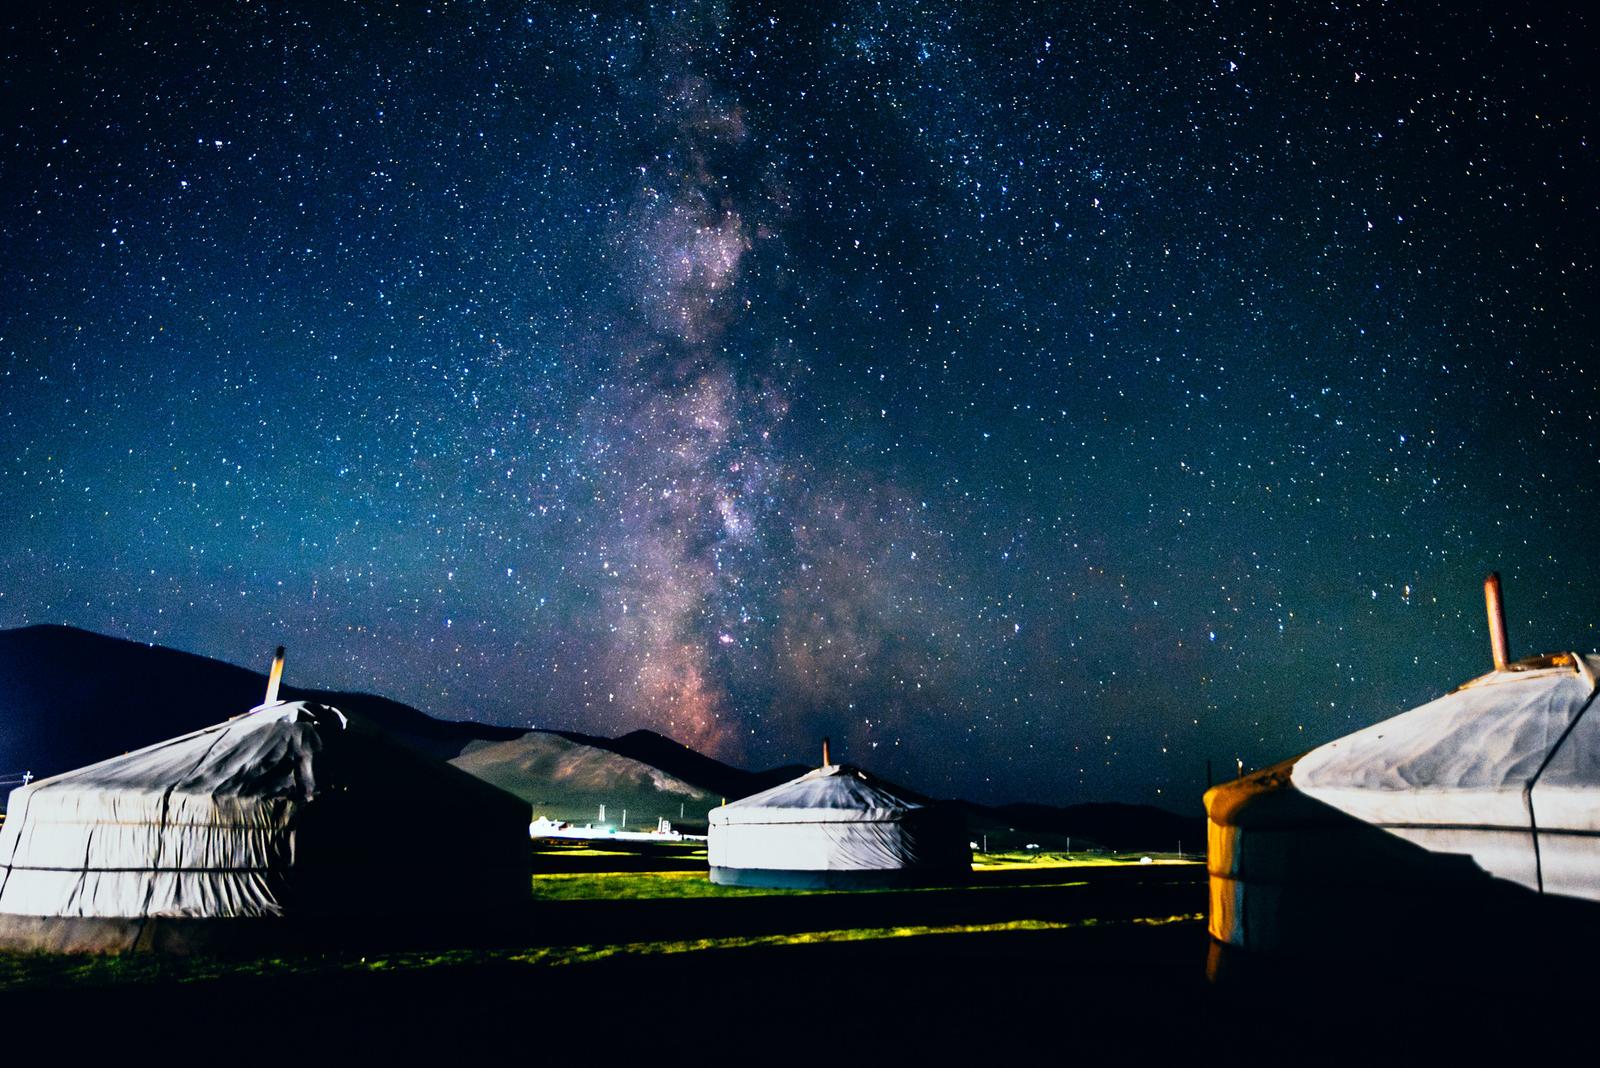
[1484,573,1509,671]
[264,646,286,705]
[822,736,831,767]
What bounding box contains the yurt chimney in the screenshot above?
[1483,573,1510,671]
[822,736,832,767]
[264,646,286,705]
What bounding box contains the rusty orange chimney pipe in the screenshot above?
[264,646,286,705]
[1484,573,1509,671]
[822,736,832,767]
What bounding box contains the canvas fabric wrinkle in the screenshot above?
[1293,660,1600,837]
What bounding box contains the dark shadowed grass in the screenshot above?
[0,852,1205,993]
[0,912,1204,992]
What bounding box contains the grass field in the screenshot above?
[4,849,1591,1063]
[971,849,1192,869]
[0,842,1224,1057]
[528,852,1192,900]
[533,869,812,899]
[0,849,1206,994]
[0,910,1204,993]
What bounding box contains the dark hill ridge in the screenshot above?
[0,624,1203,850]
[0,626,801,804]
[553,727,809,801]
[0,624,521,776]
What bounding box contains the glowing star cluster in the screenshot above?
[581,15,788,757]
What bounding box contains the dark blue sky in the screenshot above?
[1,1,1594,806]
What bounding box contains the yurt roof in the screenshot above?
[0,697,528,926]
[712,764,934,824]
[18,700,343,804]
[1290,652,1600,827]
[7,697,526,818]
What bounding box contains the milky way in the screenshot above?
[1,2,1595,806]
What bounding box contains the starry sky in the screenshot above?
[1,1,1595,807]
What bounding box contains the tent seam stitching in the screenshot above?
[133,722,240,936]
[1523,664,1600,894]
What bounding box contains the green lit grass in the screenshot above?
[0,912,1204,992]
[0,853,1204,992]
[534,846,685,858]
[533,853,1201,901]
[502,912,1203,966]
[533,870,820,900]
[972,851,1198,870]
[533,853,1194,901]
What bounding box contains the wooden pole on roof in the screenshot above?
[264,646,286,705]
[1484,573,1510,671]
[822,736,831,767]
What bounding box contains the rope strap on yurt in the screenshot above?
[1523,654,1600,894]
[0,780,40,904]
[131,721,240,937]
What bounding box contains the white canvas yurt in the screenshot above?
[0,652,529,952]
[708,741,969,888]
[1206,575,1600,960]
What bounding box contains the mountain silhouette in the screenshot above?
[0,624,521,778]
[0,624,1203,850]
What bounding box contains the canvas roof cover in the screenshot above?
[715,763,930,823]
[1287,653,1600,896]
[708,764,969,880]
[1206,653,1600,954]
[1293,656,1599,821]
[0,700,530,922]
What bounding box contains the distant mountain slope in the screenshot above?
[451,731,713,828]
[552,727,809,802]
[0,624,520,778]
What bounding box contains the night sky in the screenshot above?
[2,2,1595,807]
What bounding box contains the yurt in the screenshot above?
[708,740,970,888]
[1206,574,1600,961]
[0,651,530,952]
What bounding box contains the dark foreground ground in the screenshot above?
[2,856,1595,1064]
